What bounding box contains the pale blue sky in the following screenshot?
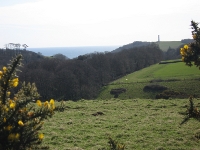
[0,0,199,48]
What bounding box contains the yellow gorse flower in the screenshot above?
[180,44,191,61]
[38,133,44,140]
[15,133,20,140]
[50,99,55,110]
[3,118,6,123]
[8,133,15,141]
[0,71,3,76]
[8,133,20,141]
[18,120,24,126]
[9,102,16,109]
[10,78,19,87]
[44,101,50,108]
[5,125,12,131]
[50,99,54,105]
[3,67,6,72]
[184,45,189,50]
[3,106,9,112]
[36,100,42,107]
[12,78,19,82]
[7,91,11,96]
[13,82,18,87]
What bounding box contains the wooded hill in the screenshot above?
[0,43,163,101]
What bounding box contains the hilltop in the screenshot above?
[112,39,193,53]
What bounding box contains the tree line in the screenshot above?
[15,43,162,101]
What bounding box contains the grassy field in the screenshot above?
[42,99,200,150]
[98,61,200,99]
[157,41,183,51]
[40,60,200,149]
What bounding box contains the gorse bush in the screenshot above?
[180,20,200,68]
[180,96,200,125]
[0,55,60,149]
[108,137,125,150]
[180,21,200,125]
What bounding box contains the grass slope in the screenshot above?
[43,99,200,150]
[157,41,183,51]
[98,61,200,99]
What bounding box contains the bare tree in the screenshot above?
[22,44,28,50]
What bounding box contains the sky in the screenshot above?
[0,0,199,48]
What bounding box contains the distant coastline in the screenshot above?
[28,46,120,59]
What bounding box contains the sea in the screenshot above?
[28,46,120,59]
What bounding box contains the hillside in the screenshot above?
[112,40,193,53]
[98,60,200,99]
[157,41,183,51]
[112,41,151,53]
[0,49,45,68]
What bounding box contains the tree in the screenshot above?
[53,53,69,60]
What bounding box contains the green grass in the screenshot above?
[98,61,200,99]
[41,60,200,149]
[43,99,200,149]
[157,41,183,51]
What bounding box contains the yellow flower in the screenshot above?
[12,78,19,82]
[36,100,42,107]
[18,120,24,126]
[184,45,188,50]
[8,133,20,141]
[51,105,55,110]
[50,99,55,110]
[44,101,50,108]
[3,118,6,123]
[7,91,11,96]
[3,67,6,72]
[8,133,15,141]
[5,125,12,131]
[13,81,18,87]
[11,78,19,87]
[38,133,44,140]
[0,71,3,76]
[3,106,9,112]
[15,133,20,140]
[50,99,55,105]
[9,102,16,109]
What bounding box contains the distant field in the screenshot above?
[43,99,200,149]
[98,61,200,99]
[157,41,183,51]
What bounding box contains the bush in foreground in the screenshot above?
[0,55,60,149]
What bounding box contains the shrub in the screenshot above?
[110,88,126,98]
[180,20,200,68]
[143,84,168,92]
[181,96,200,125]
[155,90,188,99]
[0,55,60,149]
